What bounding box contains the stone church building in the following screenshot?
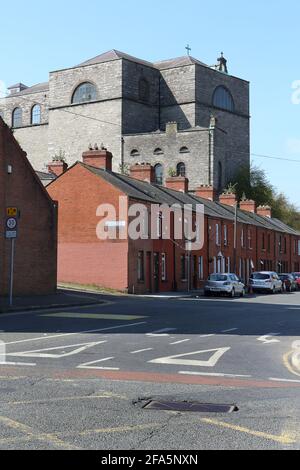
[0,50,250,191]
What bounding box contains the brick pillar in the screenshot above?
[257,205,272,218]
[82,148,113,171]
[130,163,155,183]
[165,176,189,193]
[240,199,256,213]
[195,185,217,201]
[219,192,237,207]
[47,160,68,177]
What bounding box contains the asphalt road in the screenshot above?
[0,291,300,450]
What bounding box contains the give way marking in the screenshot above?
[6,341,107,359]
[257,333,281,345]
[149,347,231,368]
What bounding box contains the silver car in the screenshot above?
[204,273,246,298]
[249,271,283,294]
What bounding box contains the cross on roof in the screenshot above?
[185,44,191,56]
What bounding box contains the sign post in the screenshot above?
[5,209,18,307]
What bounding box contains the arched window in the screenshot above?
[177,162,186,177]
[153,148,163,156]
[12,107,22,128]
[130,149,140,157]
[139,78,150,103]
[180,146,189,154]
[72,82,97,104]
[154,164,164,185]
[31,104,41,125]
[212,86,234,112]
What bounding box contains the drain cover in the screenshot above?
[142,400,238,413]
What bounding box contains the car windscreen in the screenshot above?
[279,275,289,280]
[208,275,228,282]
[251,273,270,280]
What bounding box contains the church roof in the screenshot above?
[154,56,208,70]
[78,49,154,68]
[77,50,208,70]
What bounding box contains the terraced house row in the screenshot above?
[46,147,300,294]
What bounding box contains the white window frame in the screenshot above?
[198,256,204,280]
[161,253,167,281]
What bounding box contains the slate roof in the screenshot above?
[6,82,49,97]
[78,49,154,68]
[75,162,300,235]
[154,56,207,70]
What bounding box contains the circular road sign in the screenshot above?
[6,218,17,230]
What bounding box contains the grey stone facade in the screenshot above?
[0,50,250,190]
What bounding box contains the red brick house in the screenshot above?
[47,148,300,294]
[0,118,57,296]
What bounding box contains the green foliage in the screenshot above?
[168,167,177,177]
[231,165,300,230]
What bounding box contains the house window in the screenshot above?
[248,228,252,249]
[31,104,41,125]
[176,162,186,177]
[212,86,234,112]
[224,225,228,246]
[72,82,97,104]
[154,148,163,156]
[180,146,190,154]
[241,229,245,248]
[137,251,145,282]
[216,224,220,246]
[161,253,167,281]
[12,107,22,127]
[154,164,163,185]
[198,256,204,280]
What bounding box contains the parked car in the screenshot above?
[278,273,297,292]
[204,273,246,298]
[249,272,283,294]
[292,273,300,290]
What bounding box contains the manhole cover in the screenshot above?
[142,400,238,413]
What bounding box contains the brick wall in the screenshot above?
[0,119,57,296]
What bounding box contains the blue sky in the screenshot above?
[1,0,299,206]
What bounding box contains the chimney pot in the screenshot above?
[195,185,217,201]
[165,176,189,193]
[82,148,113,171]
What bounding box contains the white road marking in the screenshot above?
[3,322,148,346]
[77,357,119,371]
[269,378,300,384]
[179,371,252,378]
[130,349,153,354]
[199,334,216,338]
[221,328,238,333]
[170,339,191,345]
[7,341,107,359]
[149,347,231,367]
[257,333,281,345]
[146,328,177,337]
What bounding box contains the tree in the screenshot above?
[230,165,300,231]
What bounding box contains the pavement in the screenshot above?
[0,288,106,313]
[0,290,299,450]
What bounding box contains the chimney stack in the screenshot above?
[239,199,256,213]
[47,160,68,177]
[165,176,189,193]
[257,205,272,218]
[82,145,113,171]
[130,163,155,183]
[195,185,217,201]
[219,192,237,207]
